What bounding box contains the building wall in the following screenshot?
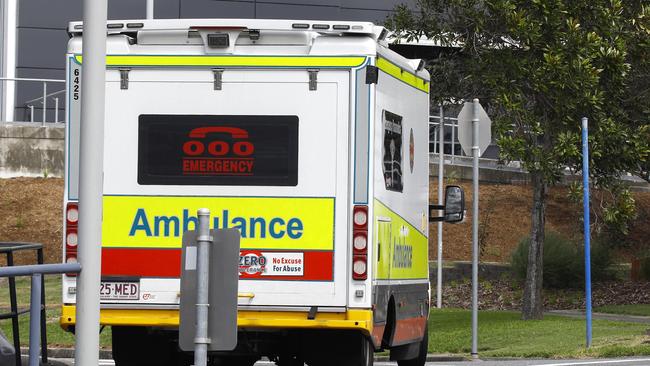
[11,0,414,121]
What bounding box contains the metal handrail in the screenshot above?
[0,263,81,366]
[1,77,65,124]
[0,77,64,83]
[428,113,527,172]
[24,89,65,105]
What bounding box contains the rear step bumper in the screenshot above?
[60,305,372,333]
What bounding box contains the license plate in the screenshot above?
[99,281,140,300]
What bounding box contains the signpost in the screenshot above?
[74,1,106,365]
[179,209,240,364]
[437,106,444,309]
[582,117,593,348]
[457,99,491,359]
[457,101,491,156]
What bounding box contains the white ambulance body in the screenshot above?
[61,19,434,366]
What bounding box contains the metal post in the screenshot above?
[54,97,59,123]
[29,105,34,122]
[6,252,21,366]
[146,0,154,19]
[37,248,48,364]
[194,208,212,366]
[436,105,444,309]
[42,82,47,123]
[471,98,480,359]
[74,0,107,364]
[28,273,42,366]
[451,116,456,163]
[582,117,592,348]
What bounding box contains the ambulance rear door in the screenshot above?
[100,65,351,308]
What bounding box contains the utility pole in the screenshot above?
[471,98,480,359]
[74,0,107,365]
[582,117,593,348]
[436,106,444,308]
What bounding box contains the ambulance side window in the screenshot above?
[382,110,403,193]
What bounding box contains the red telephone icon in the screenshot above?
[183,126,254,157]
[188,126,249,139]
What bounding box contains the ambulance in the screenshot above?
[60,18,464,366]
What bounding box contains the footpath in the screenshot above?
[545,310,650,324]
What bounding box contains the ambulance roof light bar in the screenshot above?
[68,18,384,40]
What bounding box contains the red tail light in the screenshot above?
[65,202,78,277]
[352,205,368,280]
[66,202,79,226]
[352,255,367,280]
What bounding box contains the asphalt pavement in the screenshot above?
[42,357,650,366]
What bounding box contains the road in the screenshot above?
[46,357,650,366]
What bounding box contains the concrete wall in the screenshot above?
[0,123,64,177]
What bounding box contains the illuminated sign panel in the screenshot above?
[138,115,299,186]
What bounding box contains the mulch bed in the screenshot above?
[0,178,63,266]
[442,279,650,311]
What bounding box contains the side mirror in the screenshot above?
[444,185,465,223]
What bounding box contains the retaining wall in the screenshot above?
[0,123,65,178]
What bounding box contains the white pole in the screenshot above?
[42,82,47,123]
[436,106,444,309]
[3,0,17,122]
[146,0,154,19]
[470,98,480,359]
[74,0,107,365]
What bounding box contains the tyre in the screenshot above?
[306,334,373,366]
[396,323,428,366]
[359,336,374,366]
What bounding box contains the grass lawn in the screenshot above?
[3,278,649,358]
[428,308,650,358]
[0,276,111,348]
[595,304,650,317]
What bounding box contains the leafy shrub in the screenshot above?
[511,232,613,289]
[640,257,650,281]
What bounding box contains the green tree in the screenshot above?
[387,0,649,319]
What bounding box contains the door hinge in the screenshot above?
[365,65,378,85]
[119,68,130,90]
[212,68,224,90]
[307,69,319,91]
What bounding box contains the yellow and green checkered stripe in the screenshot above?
[74,55,367,68]
[376,57,429,93]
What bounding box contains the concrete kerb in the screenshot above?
[374,354,468,362]
[20,347,112,360]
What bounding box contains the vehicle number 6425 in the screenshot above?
[73,68,80,100]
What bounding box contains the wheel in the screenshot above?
[360,336,374,366]
[397,323,428,366]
